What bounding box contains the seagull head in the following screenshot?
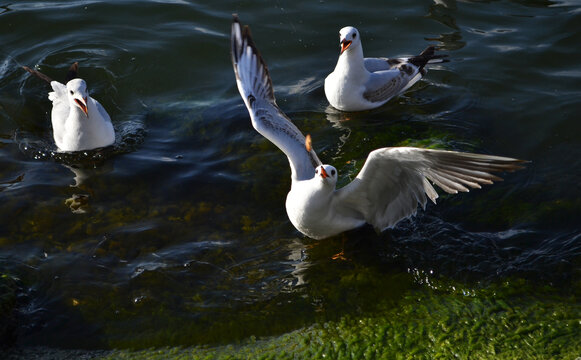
[339,26,360,55]
[314,165,338,187]
[66,78,89,117]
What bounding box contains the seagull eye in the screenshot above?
[70,90,74,95]
[331,169,336,176]
[315,169,319,174]
[353,33,357,38]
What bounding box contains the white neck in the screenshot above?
[335,44,367,76]
[288,177,335,216]
[67,105,86,125]
[286,177,335,238]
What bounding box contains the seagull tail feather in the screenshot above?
[408,46,448,70]
[65,62,79,82]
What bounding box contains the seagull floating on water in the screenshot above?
[325,26,447,111]
[23,62,115,152]
[231,16,526,240]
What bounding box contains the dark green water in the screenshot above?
[0,0,580,357]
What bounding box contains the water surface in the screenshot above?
[0,0,580,352]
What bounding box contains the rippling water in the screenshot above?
[0,0,580,351]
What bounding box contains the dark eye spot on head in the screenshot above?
[315,169,319,174]
[70,90,74,95]
[331,169,336,176]
[353,33,357,38]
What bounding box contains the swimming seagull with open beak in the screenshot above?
[325,26,447,111]
[231,15,527,240]
[23,62,115,152]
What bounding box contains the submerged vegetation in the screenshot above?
[98,279,579,359]
[2,105,579,357]
[2,0,581,358]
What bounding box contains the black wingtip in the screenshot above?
[230,14,243,65]
[409,46,449,69]
[65,62,79,82]
[22,65,53,84]
[231,15,260,65]
[230,15,276,103]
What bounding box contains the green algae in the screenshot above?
[0,77,571,358]
[96,279,580,360]
[2,95,578,360]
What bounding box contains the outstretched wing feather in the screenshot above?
[335,147,526,231]
[231,15,321,181]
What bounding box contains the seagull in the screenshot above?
[324,26,447,111]
[23,62,115,152]
[231,16,526,240]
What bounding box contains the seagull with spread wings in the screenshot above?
[231,16,526,240]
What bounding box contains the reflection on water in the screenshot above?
[0,0,580,352]
[63,162,114,188]
[12,118,145,213]
[286,238,309,287]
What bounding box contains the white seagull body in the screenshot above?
[325,26,446,111]
[231,16,526,240]
[24,63,115,152]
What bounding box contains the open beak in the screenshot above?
[319,166,329,179]
[75,97,88,117]
[340,39,352,54]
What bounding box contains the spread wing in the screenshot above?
[335,147,527,231]
[231,15,321,181]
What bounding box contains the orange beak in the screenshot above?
[75,97,88,117]
[319,166,329,178]
[340,40,352,54]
